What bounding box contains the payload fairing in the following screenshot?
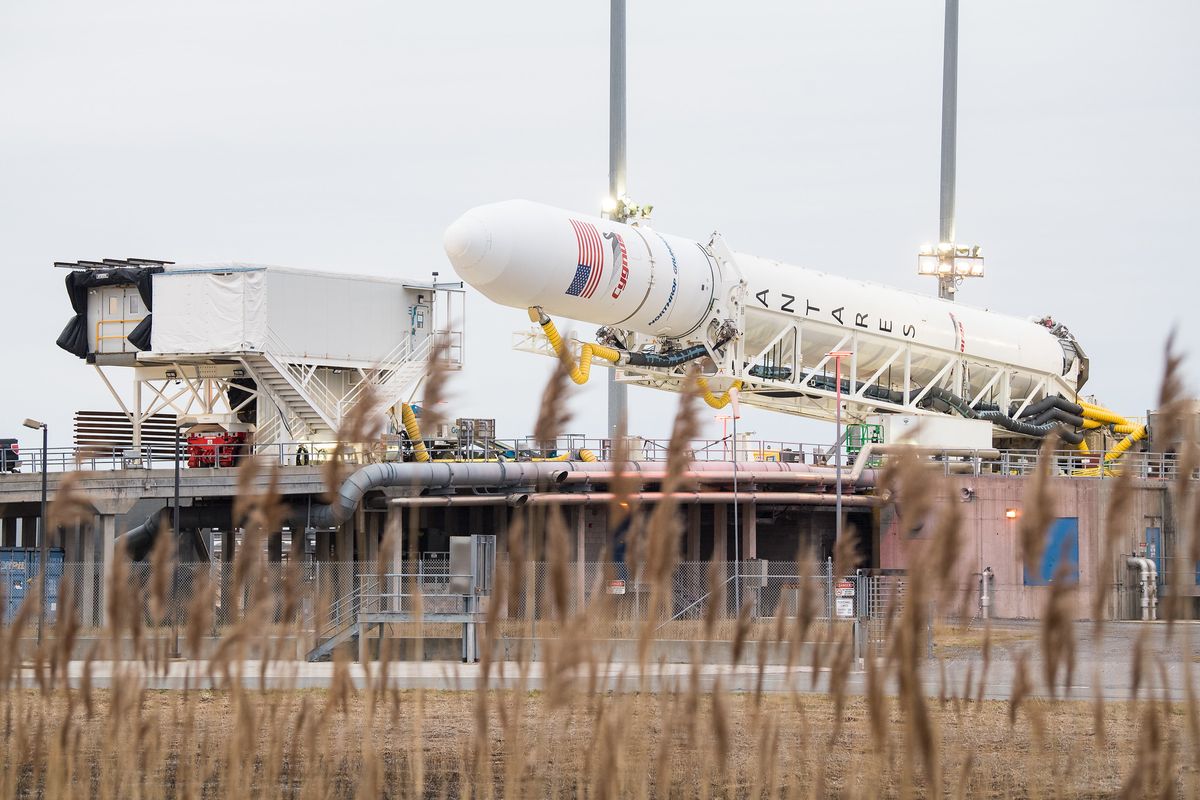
[445,199,1088,439]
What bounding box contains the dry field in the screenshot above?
[0,687,1194,798]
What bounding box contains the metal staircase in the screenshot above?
[306,536,495,662]
[239,353,336,441]
[306,577,376,662]
[239,331,438,446]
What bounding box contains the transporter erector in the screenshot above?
[445,199,1101,445]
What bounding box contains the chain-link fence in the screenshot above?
[9,559,910,657]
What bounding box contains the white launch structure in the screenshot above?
[445,200,1089,438]
[56,260,464,453]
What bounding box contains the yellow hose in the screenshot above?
[1076,440,1089,453]
[1103,424,1147,463]
[1079,401,1129,427]
[696,377,744,409]
[400,403,430,463]
[532,307,742,409]
[1082,419,1102,430]
[530,309,620,385]
[1113,423,1141,435]
[577,448,597,462]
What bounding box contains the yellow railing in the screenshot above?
[94,318,142,346]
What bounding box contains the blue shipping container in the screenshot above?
[1,548,65,624]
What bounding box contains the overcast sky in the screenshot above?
[2,1,1196,453]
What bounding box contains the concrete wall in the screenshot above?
[879,474,1171,620]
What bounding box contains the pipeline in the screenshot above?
[625,343,711,369]
[1126,556,1159,620]
[696,377,743,409]
[921,387,1086,445]
[310,460,591,527]
[533,307,740,406]
[1014,396,1084,420]
[525,491,881,507]
[1079,401,1130,427]
[1104,424,1148,463]
[562,459,880,488]
[118,505,229,561]
[530,308,621,384]
[400,403,430,463]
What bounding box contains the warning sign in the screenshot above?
[834,580,856,598]
[835,597,855,618]
[607,580,626,595]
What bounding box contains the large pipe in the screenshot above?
[848,444,1001,481]
[390,494,529,508]
[118,504,231,561]
[979,566,993,620]
[563,459,880,486]
[525,491,880,507]
[1127,556,1158,621]
[310,460,582,528]
[560,471,835,485]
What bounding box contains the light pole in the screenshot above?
[825,353,852,557]
[22,418,48,644]
[729,387,741,611]
[171,420,188,658]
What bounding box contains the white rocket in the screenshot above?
[444,199,1088,434]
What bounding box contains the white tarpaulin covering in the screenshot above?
[151,268,267,353]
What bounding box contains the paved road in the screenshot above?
[19,621,1198,701]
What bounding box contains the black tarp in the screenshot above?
[56,266,164,358]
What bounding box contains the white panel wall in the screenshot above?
[151,270,266,354]
[264,270,410,363]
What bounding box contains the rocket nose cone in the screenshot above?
[443,212,492,280]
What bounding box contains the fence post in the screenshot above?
[853,569,866,664]
[826,556,834,639]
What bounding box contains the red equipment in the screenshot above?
[186,432,247,468]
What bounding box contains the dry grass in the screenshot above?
[931,624,1037,655]
[0,688,1193,799]
[0,340,1196,797]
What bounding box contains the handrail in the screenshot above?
[657,573,737,631]
[260,328,433,430]
[4,441,1196,482]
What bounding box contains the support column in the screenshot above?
[1,516,17,548]
[220,528,237,624]
[81,519,97,628]
[492,506,507,556]
[742,501,757,561]
[575,507,586,612]
[98,514,117,627]
[686,505,700,562]
[354,506,366,566]
[268,532,283,563]
[21,516,37,548]
[713,505,728,562]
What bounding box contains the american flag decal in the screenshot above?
[566,219,604,298]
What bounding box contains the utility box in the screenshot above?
[1,548,65,623]
[867,413,993,450]
[743,559,769,588]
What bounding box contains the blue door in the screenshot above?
[1144,527,1163,587]
[1024,518,1080,586]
